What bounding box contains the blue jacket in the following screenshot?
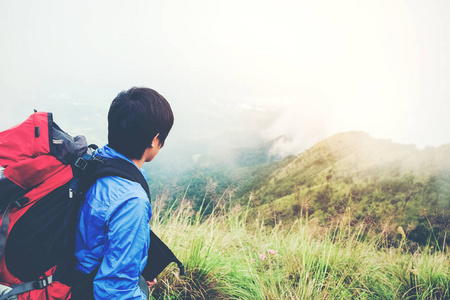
[75,145,152,300]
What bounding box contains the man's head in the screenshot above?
[108,87,174,160]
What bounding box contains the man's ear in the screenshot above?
[150,133,160,148]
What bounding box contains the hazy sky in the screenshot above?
[1,0,449,157]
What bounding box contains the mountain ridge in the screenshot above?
[239,131,449,245]
[148,130,450,245]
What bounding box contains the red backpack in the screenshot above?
[0,111,88,299]
[0,112,184,300]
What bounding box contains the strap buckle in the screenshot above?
[33,275,52,289]
[74,157,88,171]
[12,197,28,209]
[92,156,105,163]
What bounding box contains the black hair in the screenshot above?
[108,87,174,160]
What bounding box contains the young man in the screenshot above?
[74,87,174,299]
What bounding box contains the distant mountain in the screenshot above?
[147,131,450,245]
[230,136,288,167]
[146,136,287,213]
[241,131,450,245]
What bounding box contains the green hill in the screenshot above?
[146,131,450,298]
[241,132,450,246]
[148,131,450,246]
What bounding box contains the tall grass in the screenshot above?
[149,201,450,300]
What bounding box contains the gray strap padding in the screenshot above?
[0,276,52,300]
[0,198,28,264]
[0,202,13,264]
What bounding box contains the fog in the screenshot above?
[1,0,450,165]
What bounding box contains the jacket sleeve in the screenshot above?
[93,195,150,300]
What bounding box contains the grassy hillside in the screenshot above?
[149,203,450,300]
[146,132,450,299]
[241,132,450,246]
[148,131,450,246]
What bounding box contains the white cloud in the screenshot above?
[1,0,449,151]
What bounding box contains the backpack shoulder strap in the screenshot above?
[57,157,151,282]
[86,158,151,201]
[63,157,184,294]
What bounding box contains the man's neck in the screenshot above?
[131,158,145,169]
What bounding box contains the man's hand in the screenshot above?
[147,278,157,289]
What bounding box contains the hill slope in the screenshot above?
[240,132,450,244]
[148,131,450,244]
